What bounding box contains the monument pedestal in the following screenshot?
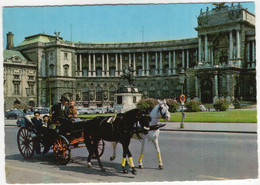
[113,87,142,113]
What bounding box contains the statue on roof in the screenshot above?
[212,3,228,11]
[54,32,60,41]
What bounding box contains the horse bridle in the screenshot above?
[158,104,168,119]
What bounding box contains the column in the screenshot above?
[172,51,176,75]
[159,51,162,75]
[205,34,208,63]
[252,41,255,68]
[196,49,198,64]
[102,54,105,77]
[120,54,123,75]
[88,54,92,77]
[252,41,255,62]
[155,52,158,75]
[93,54,96,77]
[115,54,118,77]
[236,30,240,59]
[146,52,149,76]
[168,51,171,75]
[128,53,131,67]
[106,54,109,77]
[79,54,82,76]
[186,75,190,101]
[133,53,136,76]
[214,74,218,97]
[182,50,185,72]
[211,49,214,65]
[195,76,198,98]
[229,31,233,59]
[186,50,189,69]
[198,36,202,62]
[142,52,145,76]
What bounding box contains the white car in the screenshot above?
[93,108,105,114]
[77,108,92,115]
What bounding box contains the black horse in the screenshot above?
[83,108,151,175]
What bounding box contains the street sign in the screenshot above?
[180,94,186,103]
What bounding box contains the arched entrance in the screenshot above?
[29,101,35,107]
[201,78,213,103]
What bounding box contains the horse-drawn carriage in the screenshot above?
[17,115,105,165]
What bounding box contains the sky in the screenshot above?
[2,2,255,48]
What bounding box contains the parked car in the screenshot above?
[93,108,105,114]
[77,108,93,115]
[5,110,25,119]
[34,107,50,114]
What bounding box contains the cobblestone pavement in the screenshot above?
[4,126,258,183]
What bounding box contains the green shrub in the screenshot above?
[213,99,229,111]
[165,99,179,113]
[185,100,201,112]
[233,98,241,109]
[137,98,158,112]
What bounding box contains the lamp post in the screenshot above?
[179,72,185,128]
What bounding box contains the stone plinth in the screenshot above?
[113,92,142,113]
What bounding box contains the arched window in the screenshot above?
[137,65,142,76]
[150,65,156,76]
[96,67,102,77]
[110,67,116,77]
[49,64,54,76]
[109,86,116,101]
[96,86,102,101]
[164,64,169,75]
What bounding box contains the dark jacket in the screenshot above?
[50,103,69,121]
[31,117,43,132]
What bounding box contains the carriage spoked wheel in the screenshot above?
[53,135,71,165]
[90,139,105,159]
[17,127,34,159]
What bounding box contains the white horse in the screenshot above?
[110,99,171,169]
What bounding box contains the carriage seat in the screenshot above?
[24,114,49,128]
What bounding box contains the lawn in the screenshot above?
[78,110,257,123]
[163,110,257,123]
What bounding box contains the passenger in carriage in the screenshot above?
[68,100,78,118]
[31,111,43,154]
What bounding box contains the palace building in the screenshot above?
[3,3,256,110]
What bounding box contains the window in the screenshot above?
[63,64,69,76]
[13,82,20,95]
[14,75,20,79]
[64,53,68,60]
[49,64,54,76]
[28,76,34,80]
[29,84,34,95]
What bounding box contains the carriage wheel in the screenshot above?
[17,127,34,159]
[91,139,105,159]
[53,135,71,165]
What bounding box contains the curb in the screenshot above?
[160,129,257,134]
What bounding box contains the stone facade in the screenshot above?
[4,3,256,109]
[3,50,37,110]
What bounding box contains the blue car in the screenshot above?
[5,110,25,119]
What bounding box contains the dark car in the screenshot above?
[5,110,25,119]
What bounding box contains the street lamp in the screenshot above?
[179,72,185,129]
